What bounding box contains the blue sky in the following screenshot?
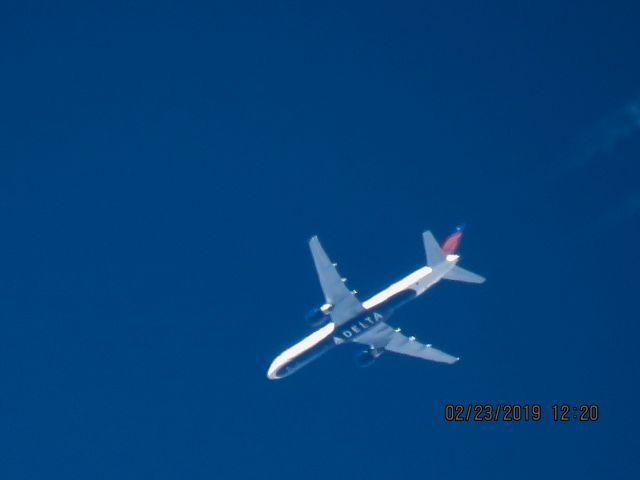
[1,1,639,478]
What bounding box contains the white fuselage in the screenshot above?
[361,254,459,310]
[267,255,460,379]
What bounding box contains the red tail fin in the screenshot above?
[441,225,464,254]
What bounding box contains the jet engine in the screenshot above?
[304,303,333,328]
[354,348,383,368]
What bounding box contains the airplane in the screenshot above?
[267,226,485,380]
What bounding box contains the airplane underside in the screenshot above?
[267,227,485,379]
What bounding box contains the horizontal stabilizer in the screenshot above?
[443,265,485,284]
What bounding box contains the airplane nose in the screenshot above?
[267,357,293,380]
[267,359,280,380]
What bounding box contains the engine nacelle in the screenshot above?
[354,349,378,368]
[304,303,333,328]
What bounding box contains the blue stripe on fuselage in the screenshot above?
[368,289,417,318]
[271,336,336,378]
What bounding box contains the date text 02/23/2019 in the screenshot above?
[444,404,599,422]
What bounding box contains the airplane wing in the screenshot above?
[309,236,364,326]
[353,321,460,364]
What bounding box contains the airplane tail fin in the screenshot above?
[441,224,465,254]
[422,231,445,266]
[424,226,486,283]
